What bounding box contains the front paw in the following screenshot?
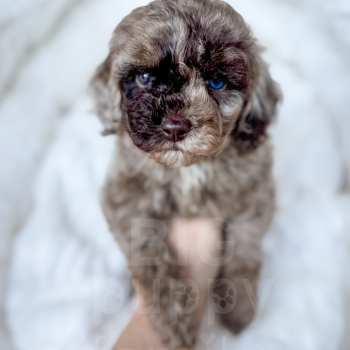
[211,279,255,335]
[219,292,255,334]
[147,279,201,348]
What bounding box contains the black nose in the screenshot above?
[162,118,192,142]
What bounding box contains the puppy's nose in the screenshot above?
[162,118,192,142]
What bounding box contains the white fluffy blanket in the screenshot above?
[3,1,350,350]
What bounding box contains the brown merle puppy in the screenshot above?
[90,0,280,347]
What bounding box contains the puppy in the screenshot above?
[90,0,280,347]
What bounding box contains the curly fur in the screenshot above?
[89,0,281,347]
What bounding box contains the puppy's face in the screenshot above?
[91,0,280,167]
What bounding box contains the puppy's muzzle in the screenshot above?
[161,117,192,143]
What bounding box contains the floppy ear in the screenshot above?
[89,53,122,135]
[233,60,281,152]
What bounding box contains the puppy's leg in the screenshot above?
[111,215,200,348]
[215,196,274,334]
[215,240,262,334]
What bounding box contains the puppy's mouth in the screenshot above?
[148,139,225,167]
[130,127,225,167]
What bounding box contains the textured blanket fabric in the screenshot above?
[2,0,350,350]
[0,0,80,97]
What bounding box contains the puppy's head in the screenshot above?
[90,0,280,167]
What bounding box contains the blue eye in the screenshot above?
[209,78,225,90]
[137,73,154,86]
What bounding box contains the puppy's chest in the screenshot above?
[175,164,208,215]
[169,163,240,218]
